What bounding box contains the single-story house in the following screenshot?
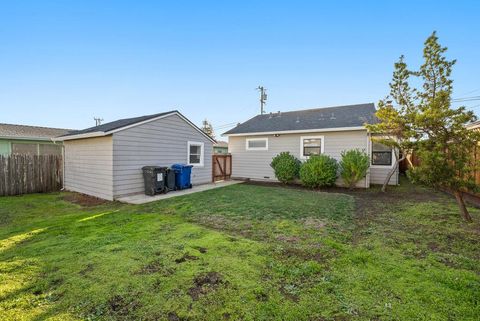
[0,123,70,156]
[223,103,398,188]
[213,141,229,154]
[55,111,215,201]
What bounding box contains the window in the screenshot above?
[371,142,392,166]
[300,136,324,159]
[246,138,268,150]
[12,143,38,155]
[188,141,204,166]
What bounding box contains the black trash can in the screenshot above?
[142,166,168,196]
[165,168,176,191]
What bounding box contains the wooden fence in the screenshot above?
[0,155,63,196]
[400,147,480,190]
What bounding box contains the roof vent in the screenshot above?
[269,112,273,119]
[330,113,336,120]
[296,116,300,123]
[318,113,325,121]
[277,111,281,117]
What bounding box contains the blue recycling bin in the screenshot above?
[171,163,193,190]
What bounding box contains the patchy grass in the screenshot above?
[0,181,479,320]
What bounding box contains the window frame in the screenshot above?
[245,137,268,151]
[300,135,324,159]
[370,141,394,167]
[187,141,204,167]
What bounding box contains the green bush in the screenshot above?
[270,152,301,183]
[339,149,370,189]
[299,155,338,188]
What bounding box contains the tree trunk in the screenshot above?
[453,190,473,222]
[381,153,405,193]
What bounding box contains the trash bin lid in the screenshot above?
[142,166,168,171]
[172,163,193,169]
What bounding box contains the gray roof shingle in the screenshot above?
[0,123,72,140]
[223,103,376,135]
[60,111,177,137]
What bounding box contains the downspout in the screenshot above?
[51,138,65,190]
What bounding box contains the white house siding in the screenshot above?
[228,130,398,187]
[64,136,114,200]
[112,114,213,198]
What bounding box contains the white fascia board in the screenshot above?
[223,126,367,137]
[52,131,106,141]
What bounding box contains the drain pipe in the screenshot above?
[51,138,65,191]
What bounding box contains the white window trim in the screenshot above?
[187,141,204,167]
[246,137,268,151]
[300,135,324,160]
[370,140,395,168]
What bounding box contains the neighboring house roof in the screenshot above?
[466,120,480,130]
[0,123,72,141]
[55,110,216,143]
[223,103,377,136]
[214,141,228,148]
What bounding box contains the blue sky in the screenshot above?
[1,1,479,136]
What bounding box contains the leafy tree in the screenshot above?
[408,32,479,222]
[270,152,300,184]
[339,149,369,189]
[201,119,214,138]
[370,31,479,221]
[366,55,418,192]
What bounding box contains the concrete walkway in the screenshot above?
[117,180,242,204]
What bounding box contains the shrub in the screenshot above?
[270,152,301,183]
[339,149,370,189]
[299,155,338,188]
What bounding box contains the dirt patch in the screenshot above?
[136,260,175,276]
[63,193,109,207]
[188,272,226,301]
[302,218,326,229]
[193,246,207,254]
[279,283,300,302]
[276,235,301,243]
[279,246,327,263]
[167,311,180,321]
[79,263,95,276]
[175,253,199,264]
[106,293,142,318]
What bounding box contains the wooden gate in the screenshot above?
[212,154,232,182]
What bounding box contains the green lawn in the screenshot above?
[0,181,479,320]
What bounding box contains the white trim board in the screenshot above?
[187,141,205,167]
[54,112,216,143]
[223,126,367,137]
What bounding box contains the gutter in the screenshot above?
[222,126,367,137]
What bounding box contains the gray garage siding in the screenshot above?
[64,136,114,200]
[228,130,398,187]
[112,114,213,198]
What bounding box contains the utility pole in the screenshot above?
[256,86,267,114]
[94,117,103,126]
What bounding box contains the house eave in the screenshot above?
[53,131,107,141]
[0,136,53,141]
[222,126,367,137]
